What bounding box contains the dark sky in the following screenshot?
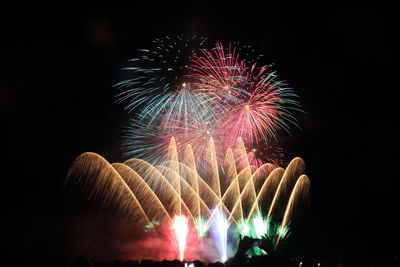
[1,3,398,265]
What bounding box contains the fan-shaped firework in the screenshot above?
[66,137,310,261]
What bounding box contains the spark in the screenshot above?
[194,216,209,237]
[210,208,229,262]
[252,213,270,239]
[236,219,250,237]
[172,214,189,261]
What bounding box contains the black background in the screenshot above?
[1,3,398,265]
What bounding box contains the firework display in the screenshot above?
[65,36,310,262]
[118,37,300,167]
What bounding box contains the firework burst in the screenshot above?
[187,42,248,102]
[115,34,208,114]
[188,43,302,151]
[118,38,303,169]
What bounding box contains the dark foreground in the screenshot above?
[66,251,399,267]
[6,250,399,267]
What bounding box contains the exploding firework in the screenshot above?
[188,42,302,149]
[119,41,300,168]
[187,43,248,102]
[115,35,207,114]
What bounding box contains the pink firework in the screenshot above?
[221,65,284,149]
[188,43,300,152]
[187,42,247,102]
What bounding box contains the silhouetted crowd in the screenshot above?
[69,253,400,267]
[68,236,399,267]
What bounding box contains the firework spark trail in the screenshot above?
[276,174,310,246]
[267,157,306,219]
[210,208,229,262]
[252,213,270,239]
[172,214,189,261]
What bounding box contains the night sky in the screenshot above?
[1,3,398,265]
